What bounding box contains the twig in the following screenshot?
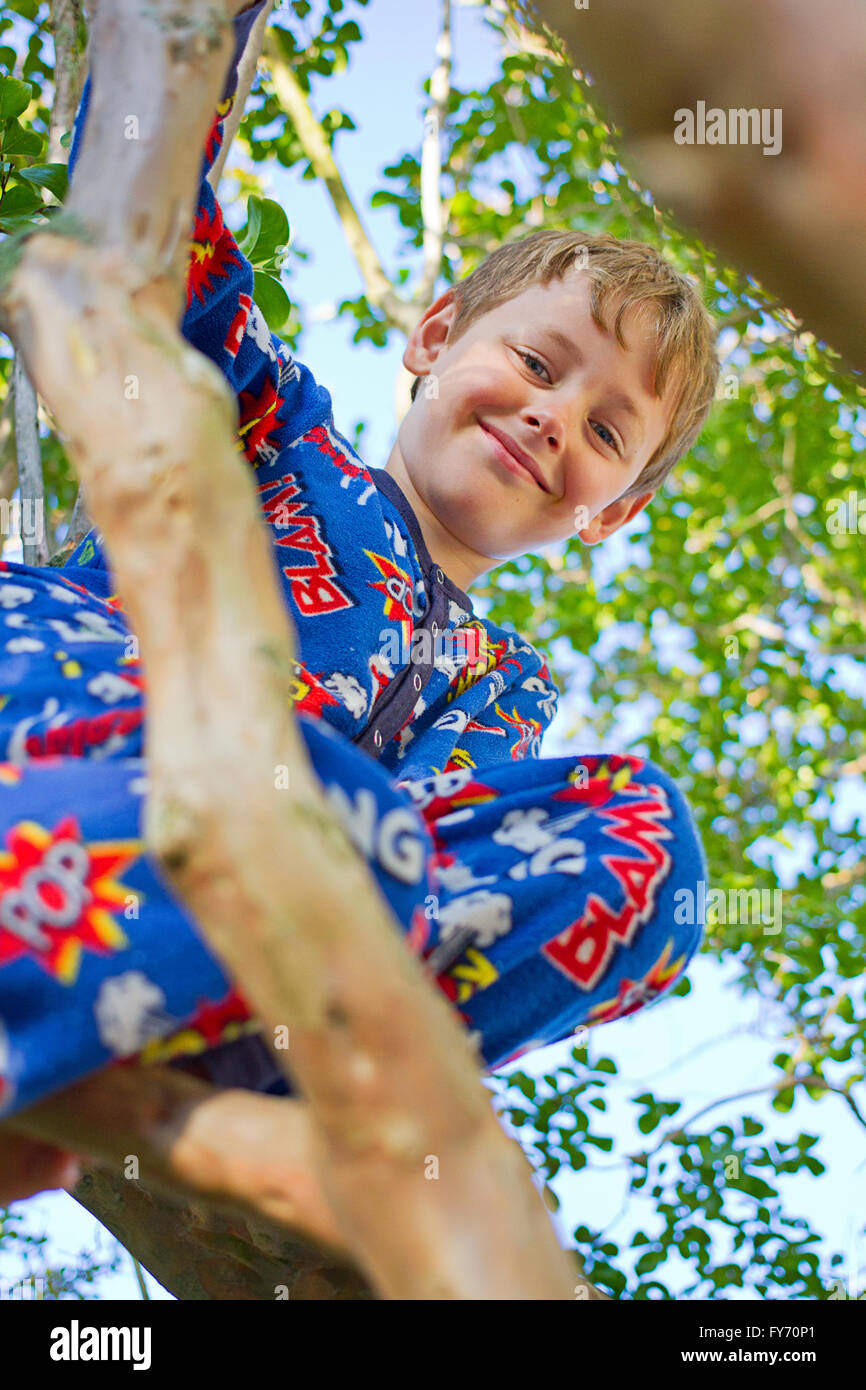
[416,0,451,308]
[12,351,48,565]
[131,1256,151,1300]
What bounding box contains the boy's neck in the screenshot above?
[383,444,492,593]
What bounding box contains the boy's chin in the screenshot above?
[426,472,548,562]
[444,515,534,566]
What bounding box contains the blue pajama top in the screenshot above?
[0,1,706,1115]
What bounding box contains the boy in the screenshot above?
[0,0,716,1158]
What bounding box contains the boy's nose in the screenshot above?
[519,405,565,460]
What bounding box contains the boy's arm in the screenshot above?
[67,1,332,469]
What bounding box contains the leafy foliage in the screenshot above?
[496,1045,859,1299]
[0,1202,121,1299]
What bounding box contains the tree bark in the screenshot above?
[529,0,866,374]
[0,0,575,1299]
[48,0,88,165]
[73,1163,375,1301]
[12,352,48,565]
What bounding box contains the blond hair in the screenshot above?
[410,229,719,498]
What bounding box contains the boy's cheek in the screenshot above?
[450,363,521,418]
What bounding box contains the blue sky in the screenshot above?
[1,0,863,1301]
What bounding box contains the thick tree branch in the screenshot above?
[8,1065,349,1256]
[72,1160,374,1301]
[8,1059,609,1299]
[48,0,88,164]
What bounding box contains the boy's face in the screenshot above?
[389,269,677,582]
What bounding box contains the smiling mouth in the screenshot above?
[479,422,550,493]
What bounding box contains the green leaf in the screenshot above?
[0,180,42,217]
[635,1248,666,1275]
[0,118,42,157]
[585,1134,614,1152]
[237,193,263,257]
[511,1073,536,1101]
[18,162,68,200]
[0,211,42,234]
[252,271,291,332]
[242,195,290,267]
[0,76,32,122]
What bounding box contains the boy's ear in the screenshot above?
[403,288,459,380]
[577,490,655,545]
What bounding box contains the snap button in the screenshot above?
[373,729,383,748]
[413,673,422,691]
[435,567,444,584]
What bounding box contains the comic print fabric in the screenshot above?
[0,1,706,1116]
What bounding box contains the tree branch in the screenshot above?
[48,0,88,164]
[12,352,47,565]
[416,0,451,308]
[638,1072,866,1165]
[7,1064,349,1256]
[0,383,18,502]
[71,1160,374,1301]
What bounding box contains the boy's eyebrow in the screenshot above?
[605,390,645,448]
[540,327,585,363]
[538,327,646,448]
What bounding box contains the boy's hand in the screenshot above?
[0,1129,83,1205]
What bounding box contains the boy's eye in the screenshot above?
[590,420,620,453]
[517,350,552,383]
